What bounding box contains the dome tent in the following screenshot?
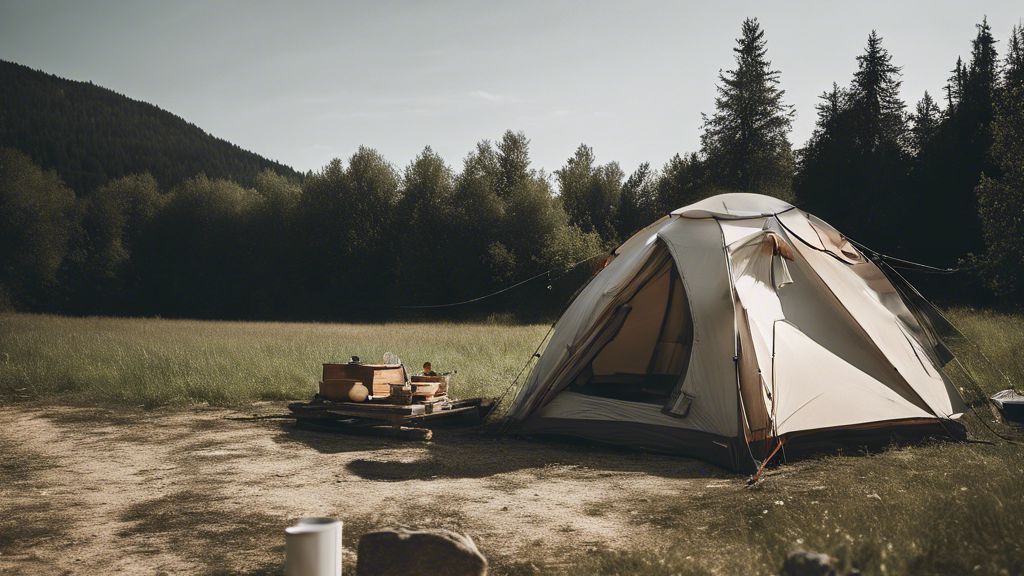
[504,193,966,471]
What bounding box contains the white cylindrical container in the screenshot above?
[285,517,343,576]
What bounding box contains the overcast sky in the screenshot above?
[2,1,1020,179]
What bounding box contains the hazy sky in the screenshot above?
[2,1,1020,178]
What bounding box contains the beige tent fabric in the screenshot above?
[592,262,672,375]
[725,217,943,434]
[592,260,691,377]
[737,307,772,438]
[767,235,929,411]
[720,217,768,245]
[724,225,789,435]
[783,225,956,418]
[673,193,796,220]
[776,210,825,250]
[781,211,964,415]
[773,322,934,434]
[652,275,691,375]
[658,218,738,436]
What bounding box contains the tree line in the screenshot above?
[1,17,1022,321]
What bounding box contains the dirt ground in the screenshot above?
[0,403,742,575]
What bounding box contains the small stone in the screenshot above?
[781,549,836,576]
[357,527,487,576]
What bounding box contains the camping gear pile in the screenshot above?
[504,193,973,471]
[288,355,492,440]
[317,359,450,405]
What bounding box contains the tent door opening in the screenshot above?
[568,244,694,406]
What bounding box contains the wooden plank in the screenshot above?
[405,404,480,421]
[294,419,432,441]
[322,404,427,420]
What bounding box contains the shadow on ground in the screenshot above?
[270,420,734,483]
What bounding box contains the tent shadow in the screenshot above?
[341,426,736,481]
[268,417,734,480]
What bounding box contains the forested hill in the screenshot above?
[0,60,300,195]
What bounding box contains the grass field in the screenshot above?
[0,314,550,409]
[2,309,1023,575]
[2,307,1020,408]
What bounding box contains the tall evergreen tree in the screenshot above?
[944,57,966,109]
[700,18,795,200]
[850,30,907,151]
[910,20,1001,266]
[910,91,941,155]
[1003,23,1024,92]
[974,83,1024,303]
[796,32,909,250]
[962,17,1000,124]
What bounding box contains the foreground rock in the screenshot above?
[357,527,488,576]
[781,549,836,576]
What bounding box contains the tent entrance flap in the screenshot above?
[570,244,695,406]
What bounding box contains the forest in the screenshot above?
[1,18,1022,321]
[0,60,300,194]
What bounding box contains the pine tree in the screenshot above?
[974,82,1024,302]
[1002,23,1024,92]
[907,20,1002,268]
[795,32,909,251]
[910,91,941,155]
[961,18,999,128]
[945,57,966,110]
[700,18,795,200]
[850,30,907,152]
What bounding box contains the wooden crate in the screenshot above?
[411,375,449,397]
[323,363,407,398]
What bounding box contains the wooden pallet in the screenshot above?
[287,397,495,440]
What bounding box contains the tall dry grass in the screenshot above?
[0,313,549,407]
[941,307,1024,397]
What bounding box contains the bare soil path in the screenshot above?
[0,404,740,575]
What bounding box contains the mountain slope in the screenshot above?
[0,60,300,195]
